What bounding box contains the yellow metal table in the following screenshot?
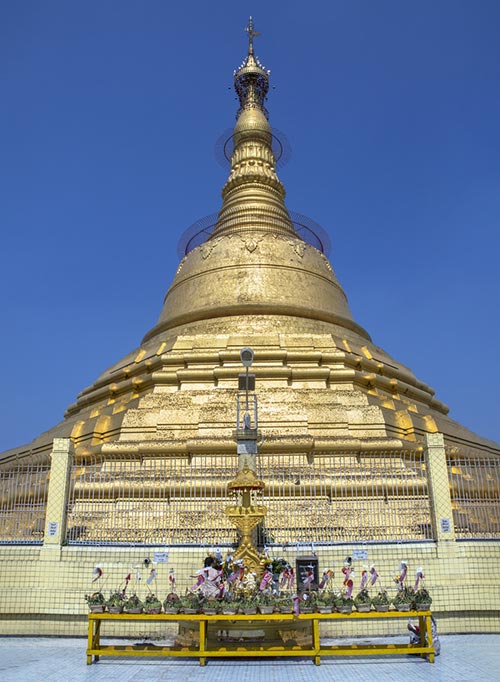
[87,610,435,666]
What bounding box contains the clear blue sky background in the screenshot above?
[1,1,499,452]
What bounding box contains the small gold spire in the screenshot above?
[244,16,260,55]
[212,18,295,240]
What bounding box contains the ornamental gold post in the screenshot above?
[225,348,267,573]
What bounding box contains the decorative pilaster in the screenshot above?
[424,432,457,557]
[42,438,73,552]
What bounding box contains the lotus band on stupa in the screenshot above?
[0,18,498,640]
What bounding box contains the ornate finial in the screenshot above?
[245,16,260,55]
[234,17,269,120]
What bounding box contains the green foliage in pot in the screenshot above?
[393,586,414,606]
[354,588,371,606]
[335,593,354,608]
[124,593,143,611]
[239,593,259,611]
[313,590,336,608]
[202,597,220,612]
[413,587,432,608]
[179,591,201,611]
[256,591,276,607]
[370,590,390,606]
[85,591,105,606]
[144,593,162,611]
[277,595,294,611]
[106,592,126,608]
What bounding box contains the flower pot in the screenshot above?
[338,605,352,613]
[301,607,313,614]
[279,607,293,614]
[182,607,198,614]
[355,603,371,613]
[317,606,333,614]
[89,605,105,613]
[243,607,257,615]
[203,609,218,615]
[164,607,179,615]
[222,610,237,616]
[416,603,431,611]
[125,607,143,614]
[145,608,162,615]
[107,606,123,614]
[258,606,274,615]
[374,604,389,612]
[395,603,411,611]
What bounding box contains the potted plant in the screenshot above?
[392,586,414,612]
[106,591,126,614]
[313,590,335,614]
[179,592,200,614]
[354,588,372,613]
[143,593,162,614]
[371,590,390,612]
[299,593,314,614]
[413,587,432,611]
[220,594,238,615]
[239,593,259,615]
[335,593,354,613]
[124,593,143,614]
[163,592,181,614]
[85,591,106,613]
[277,595,294,614]
[202,597,220,615]
[256,591,275,615]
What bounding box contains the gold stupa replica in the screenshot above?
[0,19,498,638]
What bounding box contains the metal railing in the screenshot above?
[258,451,432,543]
[0,456,50,543]
[448,454,500,538]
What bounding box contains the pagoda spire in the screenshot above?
[211,18,296,239]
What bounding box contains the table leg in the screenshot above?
[312,618,320,665]
[425,614,434,663]
[94,620,101,662]
[87,617,94,665]
[418,615,426,658]
[199,619,207,666]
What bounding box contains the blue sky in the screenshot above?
[1,1,499,451]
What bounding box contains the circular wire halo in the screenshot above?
[177,210,331,259]
[215,127,292,170]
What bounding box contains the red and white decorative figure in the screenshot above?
[360,568,368,590]
[302,565,315,589]
[120,573,131,598]
[414,567,424,591]
[342,558,354,598]
[259,569,272,591]
[319,569,334,589]
[395,561,408,590]
[91,567,103,583]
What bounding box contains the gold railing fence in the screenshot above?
[0,456,50,542]
[1,447,499,544]
[258,451,432,543]
[447,453,500,538]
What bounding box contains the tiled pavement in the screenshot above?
[0,634,499,681]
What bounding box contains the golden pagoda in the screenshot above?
[0,18,498,638]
